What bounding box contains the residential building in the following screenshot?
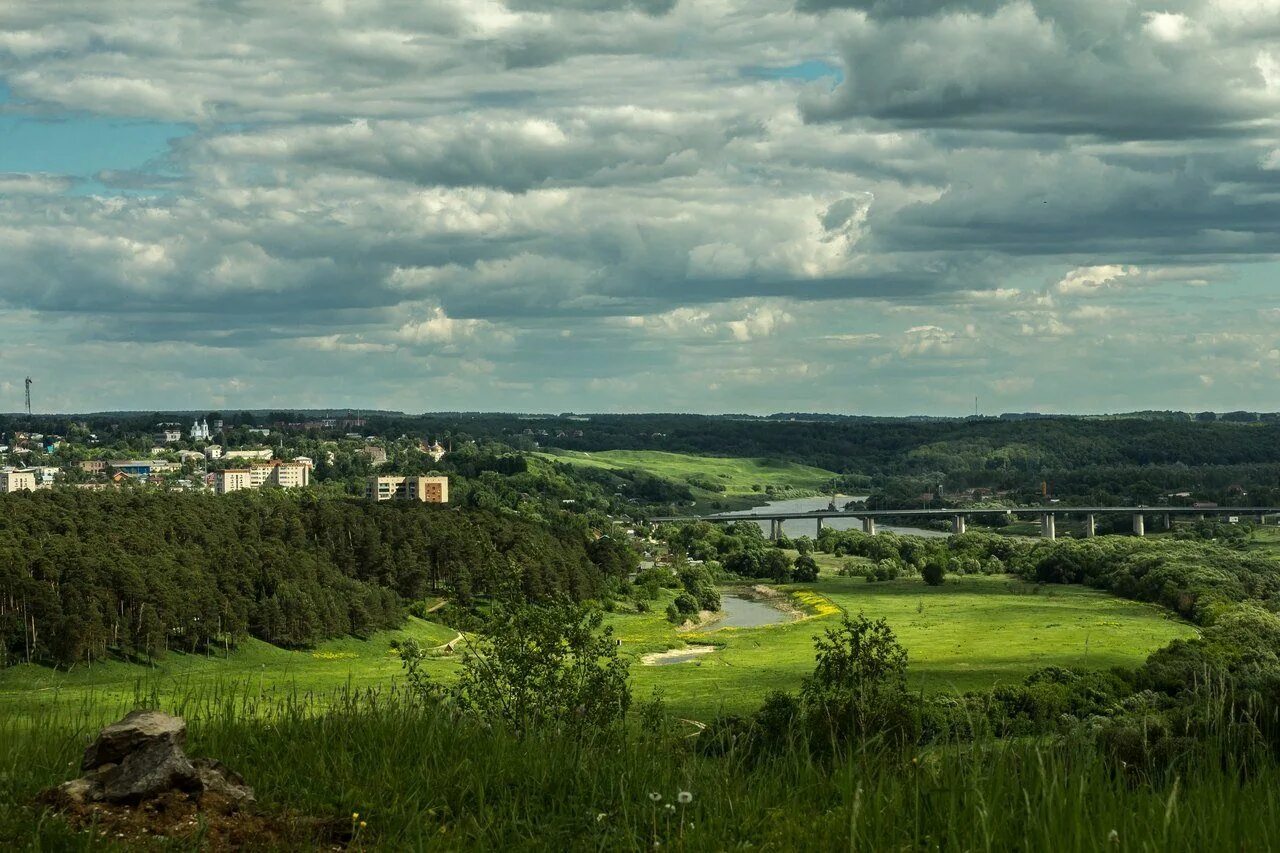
[292,456,315,469]
[365,475,449,503]
[177,450,206,464]
[0,469,37,492]
[155,428,183,444]
[362,446,388,466]
[214,469,254,494]
[248,461,310,489]
[80,460,107,475]
[225,448,273,461]
[204,444,223,460]
[247,427,271,437]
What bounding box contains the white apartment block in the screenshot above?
[0,469,38,492]
[224,448,273,461]
[214,469,254,494]
[215,461,310,494]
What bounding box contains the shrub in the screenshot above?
[801,614,917,744]
[402,601,631,736]
[793,554,820,583]
[921,561,945,586]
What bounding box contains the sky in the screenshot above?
[2,1,1280,416]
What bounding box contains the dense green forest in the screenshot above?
[0,491,634,668]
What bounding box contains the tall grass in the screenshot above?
[5,682,1280,850]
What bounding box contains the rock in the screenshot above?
[45,710,253,810]
[82,709,187,771]
[193,758,256,806]
[97,739,201,804]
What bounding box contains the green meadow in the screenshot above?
[1,574,1194,725]
[534,448,837,500]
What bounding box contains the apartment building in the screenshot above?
[214,469,254,494]
[365,475,449,503]
[224,448,273,461]
[214,461,310,494]
[249,461,310,489]
[80,460,107,475]
[0,469,37,492]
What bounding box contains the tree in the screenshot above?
[801,614,915,743]
[793,554,819,583]
[921,561,945,586]
[410,601,631,736]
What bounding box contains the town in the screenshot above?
[0,414,449,502]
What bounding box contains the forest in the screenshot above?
[0,490,634,668]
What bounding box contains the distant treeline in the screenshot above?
[0,491,632,668]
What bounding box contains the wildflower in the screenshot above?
[665,803,676,812]
[677,791,693,804]
[648,792,662,802]
[359,821,367,828]
[596,813,608,822]
[1108,830,1119,844]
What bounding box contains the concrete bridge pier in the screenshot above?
[862,517,876,536]
[768,518,781,541]
[1041,513,1056,540]
[816,517,825,537]
[1084,514,1096,537]
[1132,514,1145,537]
[952,515,966,535]
[1162,513,1172,531]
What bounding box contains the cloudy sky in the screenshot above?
[2,0,1279,415]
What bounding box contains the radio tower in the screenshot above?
[24,377,32,416]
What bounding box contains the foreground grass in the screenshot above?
[3,688,1279,851]
[0,578,1192,725]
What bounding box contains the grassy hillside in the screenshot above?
[535,448,838,501]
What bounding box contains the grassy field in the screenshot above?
[1,575,1194,726]
[618,573,1195,717]
[534,448,837,506]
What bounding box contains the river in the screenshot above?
[736,495,950,539]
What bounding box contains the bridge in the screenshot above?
[650,506,1280,540]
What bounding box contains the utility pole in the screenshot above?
[24,377,32,416]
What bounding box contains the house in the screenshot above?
[80,460,108,475]
[365,475,448,503]
[177,450,207,464]
[204,444,223,460]
[155,428,183,444]
[362,446,388,466]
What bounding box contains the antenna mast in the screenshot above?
[24,377,32,416]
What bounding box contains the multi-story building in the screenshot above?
[80,460,107,475]
[365,475,449,503]
[214,461,310,494]
[0,469,37,493]
[155,428,183,444]
[214,469,254,494]
[249,461,310,489]
[224,448,273,461]
[204,444,223,460]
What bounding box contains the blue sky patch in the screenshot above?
[740,59,844,85]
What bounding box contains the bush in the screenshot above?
[402,601,630,735]
[793,554,820,583]
[801,613,917,745]
[921,561,945,586]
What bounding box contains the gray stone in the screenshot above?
[97,739,201,804]
[47,709,254,809]
[193,758,257,806]
[82,710,187,771]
